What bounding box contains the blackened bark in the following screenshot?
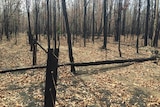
[53,0,57,49]
[122,0,127,35]
[108,1,113,35]
[153,14,160,47]
[44,49,59,107]
[47,0,50,49]
[97,14,103,38]
[103,0,107,49]
[117,0,122,57]
[153,0,159,47]
[144,0,150,46]
[4,5,9,40]
[83,0,87,47]
[62,0,75,73]
[92,0,95,44]
[136,0,141,53]
[26,0,33,51]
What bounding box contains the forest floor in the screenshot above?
[0,34,160,107]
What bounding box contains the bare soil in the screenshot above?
[0,34,160,107]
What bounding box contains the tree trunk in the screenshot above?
[26,0,33,50]
[103,0,107,49]
[153,13,160,47]
[108,1,113,35]
[53,0,57,49]
[117,0,122,57]
[122,0,127,36]
[47,0,50,49]
[131,4,137,37]
[92,0,95,44]
[149,0,156,42]
[136,0,141,53]
[32,0,40,65]
[144,0,150,46]
[153,0,159,47]
[62,0,76,73]
[4,3,9,40]
[97,13,103,38]
[83,0,87,47]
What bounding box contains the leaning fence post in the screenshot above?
[44,48,59,107]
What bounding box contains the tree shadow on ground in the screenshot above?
[75,63,133,76]
[129,88,149,107]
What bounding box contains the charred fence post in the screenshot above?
[44,48,59,107]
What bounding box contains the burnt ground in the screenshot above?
[0,34,160,107]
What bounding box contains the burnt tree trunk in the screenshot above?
[47,0,50,49]
[153,14,160,47]
[136,0,141,53]
[62,0,75,73]
[26,0,33,51]
[103,0,108,49]
[116,0,122,57]
[92,0,95,44]
[144,0,150,46]
[108,1,113,35]
[122,0,127,36]
[153,0,159,47]
[53,0,57,49]
[83,0,87,47]
[44,49,59,107]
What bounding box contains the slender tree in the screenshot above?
[26,0,33,51]
[153,0,159,47]
[92,0,95,43]
[62,0,75,73]
[4,0,9,40]
[136,0,141,53]
[108,0,113,35]
[149,0,156,42]
[122,0,127,36]
[131,3,137,38]
[53,0,57,49]
[103,0,107,49]
[117,0,122,57]
[144,0,150,46]
[32,0,40,65]
[83,0,87,47]
[47,0,50,49]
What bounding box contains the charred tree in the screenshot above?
[108,0,113,35]
[131,4,137,37]
[97,13,103,38]
[103,0,108,49]
[33,0,40,65]
[62,0,76,73]
[53,0,57,49]
[122,0,127,36]
[144,0,150,46]
[117,0,122,57]
[83,0,87,47]
[26,0,33,51]
[92,0,95,44]
[153,0,159,47]
[47,0,50,49]
[136,0,141,53]
[153,13,160,47]
[4,0,9,40]
[149,0,156,42]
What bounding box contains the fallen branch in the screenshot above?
[59,56,157,67]
[0,56,157,73]
[0,65,46,73]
